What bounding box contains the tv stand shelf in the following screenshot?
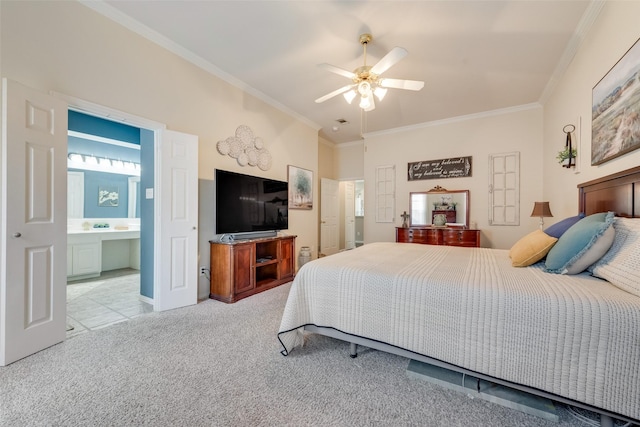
[209,235,296,303]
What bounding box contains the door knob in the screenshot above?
[13,232,22,238]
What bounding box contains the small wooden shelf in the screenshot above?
[256,259,278,267]
[209,235,296,303]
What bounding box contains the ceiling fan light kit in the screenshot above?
[316,33,424,112]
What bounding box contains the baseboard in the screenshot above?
[138,295,154,307]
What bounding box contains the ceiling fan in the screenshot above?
[315,33,424,112]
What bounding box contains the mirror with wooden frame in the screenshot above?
[409,186,470,228]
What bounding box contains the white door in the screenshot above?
[1,79,67,366]
[155,130,198,311]
[344,181,355,250]
[320,178,339,257]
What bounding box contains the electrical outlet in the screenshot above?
[199,266,207,276]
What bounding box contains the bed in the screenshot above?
[278,166,640,426]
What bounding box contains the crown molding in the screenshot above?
[362,103,542,140]
[79,0,321,132]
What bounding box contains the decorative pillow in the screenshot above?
[590,217,640,297]
[544,213,585,238]
[545,212,615,274]
[509,229,558,267]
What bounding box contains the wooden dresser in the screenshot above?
[209,235,296,303]
[396,227,480,248]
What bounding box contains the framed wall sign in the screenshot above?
[408,156,472,181]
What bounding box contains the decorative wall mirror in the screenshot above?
[410,186,470,228]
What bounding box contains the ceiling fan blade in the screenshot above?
[380,78,425,91]
[370,47,408,75]
[318,63,355,80]
[315,85,355,103]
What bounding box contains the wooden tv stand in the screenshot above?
[209,235,296,303]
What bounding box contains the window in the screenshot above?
[489,152,520,225]
[375,165,395,223]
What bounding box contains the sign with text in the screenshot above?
[407,156,472,181]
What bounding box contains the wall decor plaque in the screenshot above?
[407,156,472,181]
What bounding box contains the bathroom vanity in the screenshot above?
[67,228,140,280]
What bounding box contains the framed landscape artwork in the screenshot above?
[288,165,313,210]
[592,38,640,165]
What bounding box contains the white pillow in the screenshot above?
[590,217,640,297]
[565,225,615,274]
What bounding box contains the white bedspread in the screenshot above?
[278,242,640,420]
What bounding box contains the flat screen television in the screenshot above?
[215,169,288,236]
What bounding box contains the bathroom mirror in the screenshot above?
[410,187,470,228]
[67,171,140,219]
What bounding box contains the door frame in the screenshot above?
[342,180,356,250]
[319,177,339,257]
[52,92,167,309]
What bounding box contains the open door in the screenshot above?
[1,79,67,365]
[155,130,198,311]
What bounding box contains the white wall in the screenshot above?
[543,1,640,218]
[335,141,365,181]
[363,106,543,249]
[0,1,319,298]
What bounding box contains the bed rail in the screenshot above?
[303,325,633,427]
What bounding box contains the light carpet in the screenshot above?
[0,283,598,426]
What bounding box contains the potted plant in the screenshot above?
[556,147,577,166]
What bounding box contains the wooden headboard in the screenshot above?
[578,166,640,217]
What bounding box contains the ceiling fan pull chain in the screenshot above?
[363,39,368,66]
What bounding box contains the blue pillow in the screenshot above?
[544,213,585,238]
[545,212,615,274]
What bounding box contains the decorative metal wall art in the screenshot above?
[559,124,577,168]
[217,125,272,170]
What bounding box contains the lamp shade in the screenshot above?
[531,202,553,218]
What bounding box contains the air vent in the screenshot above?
[336,119,349,125]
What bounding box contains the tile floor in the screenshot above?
[66,268,153,338]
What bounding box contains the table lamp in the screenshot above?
[531,202,553,229]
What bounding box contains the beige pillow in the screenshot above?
[509,229,558,267]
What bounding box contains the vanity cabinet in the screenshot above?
[67,229,140,280]
[67,234,102,279]
[396,227,480,248]
[209,235,296,303]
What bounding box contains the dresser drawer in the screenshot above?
[412,228,440,244]
[441,229,480,247]
[396,227,441,244]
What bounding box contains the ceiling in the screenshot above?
[97,1,598,144]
